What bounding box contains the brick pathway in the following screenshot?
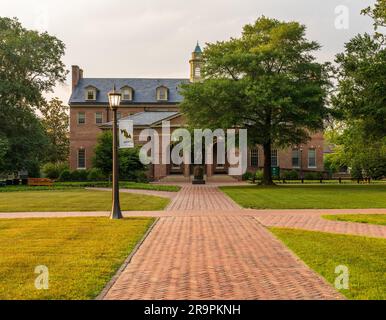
[101,185,345,300]
[166,185,241,211]
[103,216,343,300]
[254,213,386,238]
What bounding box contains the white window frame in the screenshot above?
[308,148,317,168]
[122,87,133,101]
[271,149,279,167]
[77,112,86,125]
[85,88,96,101]
[95,112,103,124]
[250,148,259,167]
[157,87,168,101]
[292,149,300,168]
[77,149,86,169]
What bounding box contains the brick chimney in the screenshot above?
[71,65,83,91]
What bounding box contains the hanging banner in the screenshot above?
[119,120,134,149]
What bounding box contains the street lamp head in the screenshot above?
[108,84,121,109]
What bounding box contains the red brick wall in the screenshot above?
[69,104,179,170]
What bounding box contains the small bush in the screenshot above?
[281,170,299,180]
[304,172,323,180]
[71,170,89,181]
[58,169,71,182]
[255,170,264,181]
[42,162,69,180]
[242,172,254,181]
[87,168,106,181]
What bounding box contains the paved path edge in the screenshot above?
[95,217,160,300]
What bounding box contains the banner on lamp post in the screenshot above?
[119,120,134,149]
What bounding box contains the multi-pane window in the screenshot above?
[271,149,278,167]
[250,148,259,167]
[308,149,316,168]
[116,112,122,120]
[95,112,103,124]
[86,89,96,100]
[292,149,300,168]
[78,112,85,124]
[122,87,133,101]
[157,87,168,101]
[78,149,86,169]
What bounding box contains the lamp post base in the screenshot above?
[110,203,123,220]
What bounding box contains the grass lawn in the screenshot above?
[0,190,169,212]
[324,214,386,226]
[270,227,386,300]
[220,185,386,209]
[0,217,154,299]
[0,181,180,193]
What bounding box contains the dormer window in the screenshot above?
[85,86,97,101]
[121,86,133,101]
[156,86,168,101]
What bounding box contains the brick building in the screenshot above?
[68,43,324,181]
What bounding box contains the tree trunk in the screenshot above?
[262,142,275,185]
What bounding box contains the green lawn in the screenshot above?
[220,185,386,209]
[0,190,169,212]
[324,214,386,226]
[0,181,180,192]
[270,228,386,300]
[0,217,154,299]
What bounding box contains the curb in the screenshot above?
[95,217,160,300]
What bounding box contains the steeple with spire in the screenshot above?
[189,41,203,82]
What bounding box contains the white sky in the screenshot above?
[1,0,376,104]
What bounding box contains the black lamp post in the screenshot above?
[108,85,123,220]
[299,147,304,180]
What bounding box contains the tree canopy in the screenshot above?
[40,98,69,163]
[0,17,67,176]
[180,16,331,184]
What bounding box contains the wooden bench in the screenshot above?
[27,178,53,186]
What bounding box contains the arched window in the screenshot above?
[121,86,134,101]
[156,86,168,101]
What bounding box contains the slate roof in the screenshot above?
[100,111,180,128]
[69,78,189,104]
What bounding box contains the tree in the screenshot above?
[92,131,147,181]
[40,98,69,162]
[180,17,331,184]
[0,104,49,176]
[330,0,386,179]
[333,0,386,139]
[0,17,67,176]
[325,122,386,179]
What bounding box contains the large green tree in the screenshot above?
[333,0,385,138]
[180,17,331,184]
[0,17,66,175]
[40,98,69,163]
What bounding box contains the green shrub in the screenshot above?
[42,162,69,180]
[58,169,71,181]
[87,168,106,181]
[70,169,89,181]
[255,170,264,181]
[242,172,254,181]
[281,170,299,180]
[304,172,323,180]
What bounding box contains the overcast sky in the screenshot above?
[1,0,377,103]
